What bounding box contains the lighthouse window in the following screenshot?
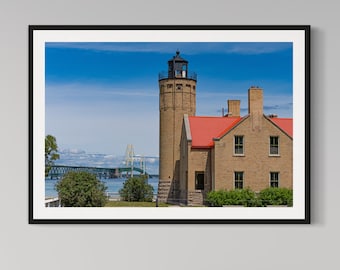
[176,84,183,90]
[175,70,182,77]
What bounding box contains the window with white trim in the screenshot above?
[234,171,244,189]
[270,172,279,188]
[270,136,279,155]
[234,135,244,155]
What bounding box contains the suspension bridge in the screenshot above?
[47,165,148,179]
[47,144,151,179]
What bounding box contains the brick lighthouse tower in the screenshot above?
[157,51,197,203]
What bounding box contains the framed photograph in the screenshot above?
[29,25,310,224]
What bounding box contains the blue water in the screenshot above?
[45,177,159,198]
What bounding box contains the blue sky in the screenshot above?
[45,42,292,157]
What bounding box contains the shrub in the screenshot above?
[119,175,154,202]
[206,190,227,207]
[55,171,108,207]
[258,188,293,206]
[206,189,258,207]
[207,188,293,207]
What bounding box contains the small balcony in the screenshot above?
[158,71,197,81]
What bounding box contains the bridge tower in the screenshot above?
[125,144,135,177]
[158,51,197,203]
[140,155,146,175]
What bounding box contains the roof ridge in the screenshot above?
[266,117,293,138]
[215,117,245,138]
[189,115,242,119]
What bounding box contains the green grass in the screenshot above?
[105,201,170,207]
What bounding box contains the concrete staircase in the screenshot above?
[157,180,172,202]
[187,191,204,206]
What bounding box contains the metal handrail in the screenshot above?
[158,71,197,81]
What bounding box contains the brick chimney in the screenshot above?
[227,100,240,117]
[248,86,263,115]
[248,86,263,130]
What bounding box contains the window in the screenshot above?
[234,172,244,189]
[270,136,279,155]
[270,172,279,188]
[234,136,244,155]
[195,172,204,190]
[175,70,182,77]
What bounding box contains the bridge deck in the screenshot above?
[48,165,148,179]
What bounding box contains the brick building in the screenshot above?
[157,52,293,205]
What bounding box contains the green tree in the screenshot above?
[119,175,154,202]
[56,171,108,207]
[45,134,60,176]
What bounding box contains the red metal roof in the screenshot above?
[189,116,243,148]
[268,118,293,137]
[188,116,293,148]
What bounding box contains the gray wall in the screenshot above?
[0,0,337,269]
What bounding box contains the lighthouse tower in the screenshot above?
[157,51,197,203]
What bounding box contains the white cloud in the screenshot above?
[60,148,86,154]
[45,81,160,155]
[46,82,158,102]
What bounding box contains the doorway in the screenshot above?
[195,172,204,190]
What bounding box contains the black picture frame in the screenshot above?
[29,25,310,224]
